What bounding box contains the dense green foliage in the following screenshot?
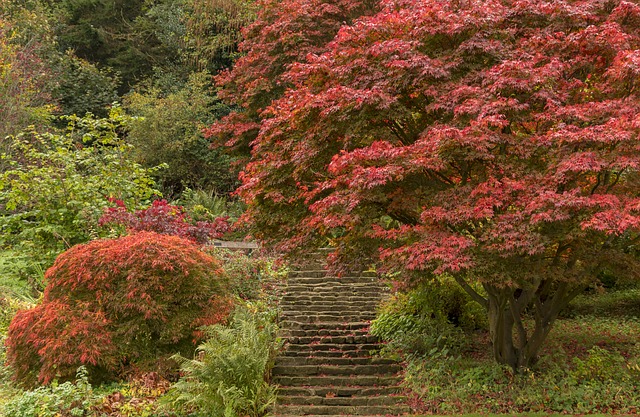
[0,110,160,284]
[371,277,487,358]
[5,232,231,387]
[124,72,237,195]
[3,367,95,417]
[165,305,281,417]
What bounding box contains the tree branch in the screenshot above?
[454,274,488,308]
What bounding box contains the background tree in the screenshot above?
[214,0,640,371]
[0,2,57,140]
[125,72,237,196]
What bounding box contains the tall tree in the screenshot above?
[212,0,640,370]
[205,0,379,160]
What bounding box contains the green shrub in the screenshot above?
[210,248,288,302]
[371,275,487,358]
[124,72,237,195]
[177,189,245,223]
[571,346,628,382]
[5,232,233,387]
[165,304,282,417]
[3,367,95,417]
[0,109,160,283]
[403,315,640,415]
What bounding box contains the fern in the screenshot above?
[165,305,281,417]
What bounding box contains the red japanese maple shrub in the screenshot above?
[6,232,232,387]
[99,199,230,244]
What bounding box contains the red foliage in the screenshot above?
[99,199,230,244]
[6,232,231,387]
[204,0,377,160]
[211,0,640,369]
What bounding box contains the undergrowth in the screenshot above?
[163,304,282,417]
[386,284,640,415]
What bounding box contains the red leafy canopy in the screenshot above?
[204,0,378,160]
[6,232,232,387]
[221,0,640,285]
[100,199,230,243]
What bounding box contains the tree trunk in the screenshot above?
[456,276,585,372]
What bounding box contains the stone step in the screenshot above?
[284,283,384,292]
[281,294,381,303]
[288,270,377,278]
[273,404,410,416]
[278,321,371,331]
[272,363,403,377]
[279,350,377,358]
[273,375,403,387]
[285,279,383,287]
[275,356,397,366]
[280,313,376,323]
[279,300,381,309]
[284,335,379,345]
[277,395,407,406]
[280,306,379,315]
[275,415,395,417]
[277,385,403,397]
[284,343,381,353]
[279,328,370,337]
[280,299,381,306]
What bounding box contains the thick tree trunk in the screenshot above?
[455,275,585,372]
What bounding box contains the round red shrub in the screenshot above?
[5,231,232,387]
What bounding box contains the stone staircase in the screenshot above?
[272,266,409,417]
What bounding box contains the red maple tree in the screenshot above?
[212,0,640,370]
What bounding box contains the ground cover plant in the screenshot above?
[373,281,640,415]
[211,0,640,371]
[164,304,281,417]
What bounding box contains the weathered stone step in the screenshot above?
[280,299,381,308]
[277,385,402,397]
[279,328,370,337]
[277,395,406,406]
[273,375,402,387]
[281,294,381,303]
[272,363,403,377]
[289,270,377,278]
[275,356,397,366]
[284,335,378,345]
[280,306,379,315]
[288,277,382,284]
[280,313,376,323]
[280,350,376,358]
[284,283,384,292]
[278,321,371,331]
[285,343,381,353]
[273,404,410,416]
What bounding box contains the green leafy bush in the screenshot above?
[165,305,282,417]
[3,367,95,417]
[0,109,160,282]
[209,248,288,302]
[52,53,120,118]
[124,72,237,195]
[5,232,233,387]
[371,275,487,357]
